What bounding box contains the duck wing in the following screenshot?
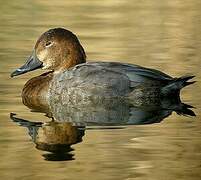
[84,62,195,94]
[84,62,173,82]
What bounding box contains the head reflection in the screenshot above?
[10,113,85,161]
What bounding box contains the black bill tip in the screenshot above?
[10,68,26,77]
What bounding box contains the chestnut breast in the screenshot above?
[22,72,53,110]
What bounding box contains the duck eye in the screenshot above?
[45,41,52,47]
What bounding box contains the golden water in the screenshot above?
[0,0,201,179]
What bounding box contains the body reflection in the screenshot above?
[10,96,195,161]
[49,98,195,126]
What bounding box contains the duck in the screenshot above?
[11,28,195,108]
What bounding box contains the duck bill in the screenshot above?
[11,51,43,77]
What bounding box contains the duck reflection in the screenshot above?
[10,96,195,161]
[10,113,85,161]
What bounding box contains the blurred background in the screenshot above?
[0,0,201,180]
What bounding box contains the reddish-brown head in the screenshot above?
[11,28,86,77]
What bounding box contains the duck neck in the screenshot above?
[55,47,86,73]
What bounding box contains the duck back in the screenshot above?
[48,62,195,107]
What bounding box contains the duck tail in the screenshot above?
[174,103,196,116]
[161,75,196,96]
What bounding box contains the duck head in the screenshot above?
[11,28,86,77]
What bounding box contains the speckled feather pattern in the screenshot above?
[48,62,173,106]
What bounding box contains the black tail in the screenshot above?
[174,103,196,116]
[161,75,195,96]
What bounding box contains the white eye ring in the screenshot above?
[45,41,53,47]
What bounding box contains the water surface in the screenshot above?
[0,0,201,179]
